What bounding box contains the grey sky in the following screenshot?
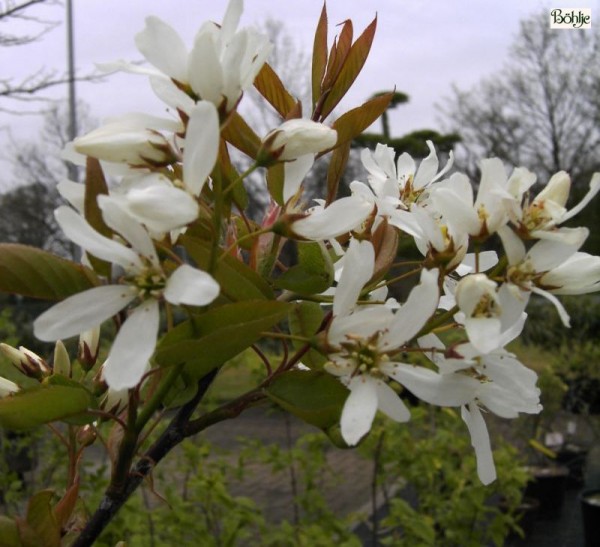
[0,0,598,184]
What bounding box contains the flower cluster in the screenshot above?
[1,0,599,492]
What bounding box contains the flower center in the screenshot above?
[472,293,500,318]
[128,267,166,298]
[339,332,389,379]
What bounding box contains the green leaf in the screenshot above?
[182,235,273,301]
[311,3,328,111]
[0,383,95,430]
[44,375,98,425]
[26,490,60,547]
[320,15,377,120]
[84,157,112,277]
[155,301,291,379]
[0,516,21,547]
[222,112,261,159]
[274,241,334,295]
[288,301,327,369]
[265,370,348,429]
[254,63,297,118]
[0,244,98,301]
[333,92,394,145]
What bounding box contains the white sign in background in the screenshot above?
[550,8,592,29]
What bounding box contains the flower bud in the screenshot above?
[73,114,180,167]
[101,386,129,416]
[78,327,100,370]
[0,343,50,380]
[261,119,337,163]
[77,424,98,448]
[53,340,71,377]
[0,377,20,398]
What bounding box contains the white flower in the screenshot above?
[33,204,220,390]
[107,0,272,113]
[73,113,181,167]
[430,159,513,239]
[325,259,443,446]
[361,141,454,208]
[453,274,527,353]
[510,171,600,242]
[397,334,542,484]
[498,225,600,326]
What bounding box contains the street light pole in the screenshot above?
[66,0,78,182]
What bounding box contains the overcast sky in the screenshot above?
[0,0,598,185]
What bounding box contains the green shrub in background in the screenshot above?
[359,407,529,547]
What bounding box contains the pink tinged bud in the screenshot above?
[263,120,337,162]
[0,343,50,380]
[0,377,20,398]
[78,327,100,370]
[53,340,71,377]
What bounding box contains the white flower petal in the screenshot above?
[34,285,137,341]
[188,29,224,105]
[464,317,502,354]
[57,180,85,213]
[462,403,496,485]
[333,239,374,318]
[292,195,374,240]
[135,16,188,82]
[55,206,142,271]
[385,363,478,406]
[375,381,410,422]
[98,198,158,267]
[381,268,439,349]
[340,376,379,446]
[283,154,314,203]
[164,265,220,306]
[125,183,200,233]
[531,287,571,327]
[183,101,220,196]
[104,299,160,390]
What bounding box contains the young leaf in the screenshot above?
[322,20,353,92]
[26,490,60,547]
[254,63,297,118]
[0,383,95,430]
[372,219,399,282]
[320,15,377,120]
[326,140,351,204]
[333,91,394,145]
[265,370,348,429]
[155,300,291,379]
[222,112,261,159]
[0,244,98,300]
[311,3,328,110]
[54,481,80,531]
[182,235,274,301]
